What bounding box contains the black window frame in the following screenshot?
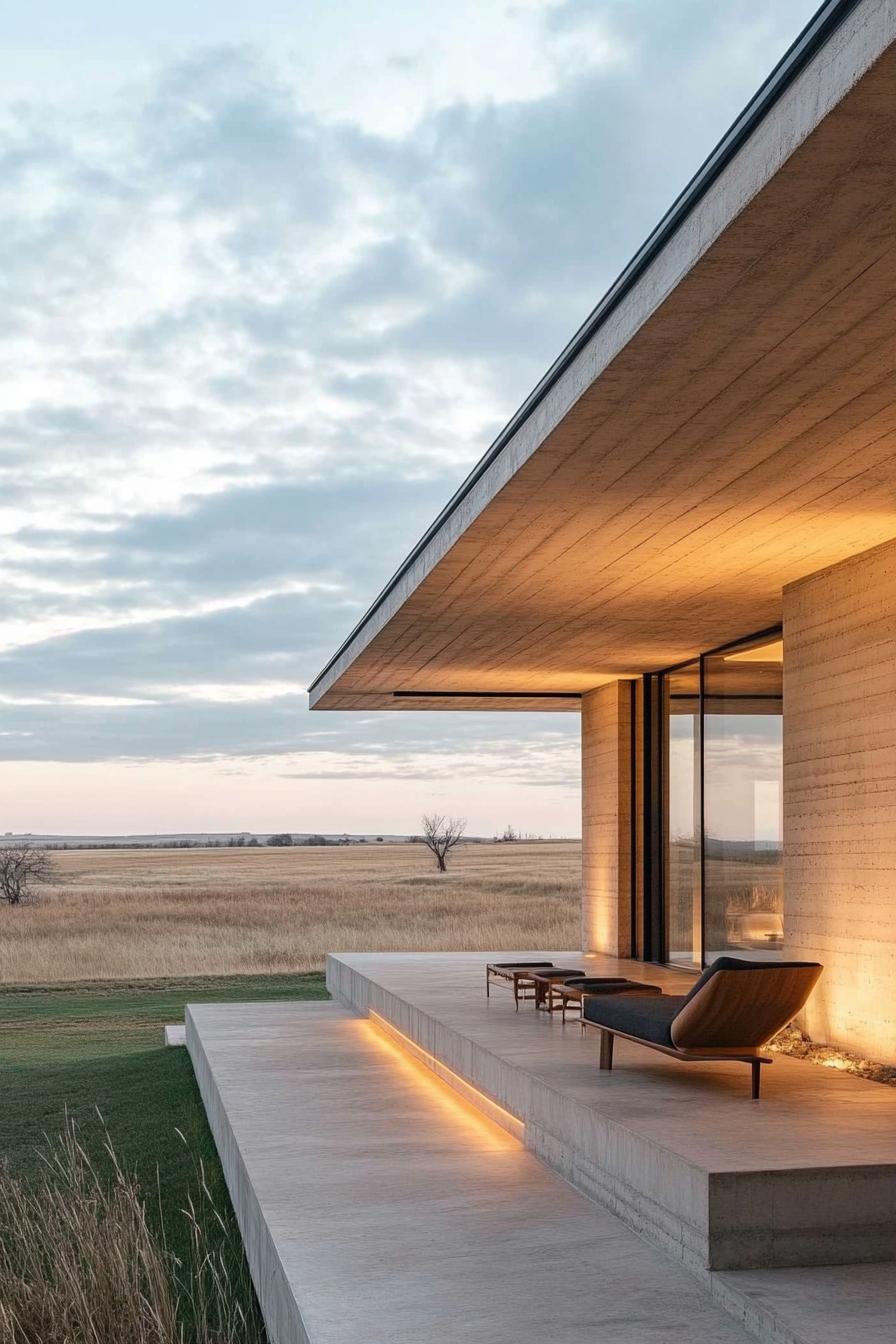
[642,625,783,967]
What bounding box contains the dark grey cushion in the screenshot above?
[681,956,823,1008]
[583,994,688,1046]
[569,978,629,989]
[490,961,554,969]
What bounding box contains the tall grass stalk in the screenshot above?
[0,1120,263,1344]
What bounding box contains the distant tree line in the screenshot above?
[6,839,260,851]
[1,829,549,856]
[266,834,385,847]
[0,835,394,852]
[494,825,545,842]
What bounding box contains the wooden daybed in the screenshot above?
[581,957,822,1099]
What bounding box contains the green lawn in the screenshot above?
[0,972,329,1334]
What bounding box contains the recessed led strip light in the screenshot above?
[367,1010,524,1143]
[723,639,784,663]
[391,691,582,700]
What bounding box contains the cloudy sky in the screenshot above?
[2,0,819,836]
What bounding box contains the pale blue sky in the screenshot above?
[0,0,819,834]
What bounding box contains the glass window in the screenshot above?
[661,634,783,967]
[664,661,701,968]
[703,638,782,962]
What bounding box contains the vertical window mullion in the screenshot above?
[698,653,706,968]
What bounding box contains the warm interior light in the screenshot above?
[361,1014,523,1147]
[724,639,784,663]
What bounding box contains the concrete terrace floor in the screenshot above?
[187,952,896,1344]
[188,999,756,1344]
[329,952,896,1178]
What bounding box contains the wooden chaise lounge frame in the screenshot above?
[581,961,822,1099]
[486,961,557,1008]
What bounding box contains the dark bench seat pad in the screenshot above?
[564,978,630,989]
[583,993,688,1045]
[489,961,554,970]
[531,968,588,978]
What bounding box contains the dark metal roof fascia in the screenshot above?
[309,0,863,696]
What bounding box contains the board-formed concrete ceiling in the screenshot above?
[311,0,896,712]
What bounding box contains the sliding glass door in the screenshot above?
[661,633,783,966]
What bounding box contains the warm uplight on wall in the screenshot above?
[590,917,615,956]
[770,1028,896,1087]
[582,858,620,956]
[359,1014,523,1147]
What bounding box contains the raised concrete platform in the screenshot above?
[328,951,896,1274]
[187,999,757,1344]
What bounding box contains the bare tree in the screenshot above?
[0,844,58,906]
[421,814,467,872]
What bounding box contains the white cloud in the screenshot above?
[145,681,308,704]
[0,692,157,708]
[0,580,339,654]
[0,0,820,829]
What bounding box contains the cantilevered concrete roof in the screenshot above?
[311,0,896,712]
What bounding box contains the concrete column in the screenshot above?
[784,537,896,1060]
[582,682,633,956]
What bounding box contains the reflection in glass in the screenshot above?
[664,662,701,967]
[703,639,783,962]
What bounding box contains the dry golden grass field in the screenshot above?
[0,841,582,985]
